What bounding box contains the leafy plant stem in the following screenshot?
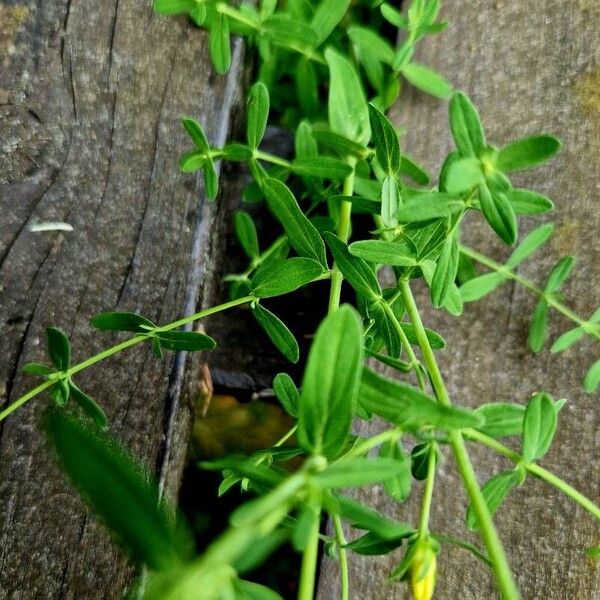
[399,279,520,600]
[0,295,254,423]
[464,429,600,520]
[254,150,292,168]
[328,159,357,313]
[298,503,322,600]
[417,443,437,539]
[460,245,600,341]
[332,514,350,600]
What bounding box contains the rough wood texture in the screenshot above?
[318,1,600,598]
[0,1,247,597]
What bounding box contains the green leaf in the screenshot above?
[367,349,412,373]
[23,362,55,376]
[295,121,318,159]
[189,3,206,26]
[297,305,363,458]
[324,232,382,301]
[459,272,506,302]
[263,15,318,51]
[444,157,483,193]
[349,240,417,267]
[522,392,558,463]
[368,104,400,174]
[370,302,401,359]
[402,63,453,99]
[223,143,253,162]
[181,117,210,153]
[381,3,408,28]
[508,188,554,214]
[325,47,371,145]
[91,312,156,333]
[449,92,485,157]
[310,0,350,44]
[252,303,299,363]
[496,135,561,173]
[584,358,600,393]
[397,322,446,350]
[234,579,283,600]
[395,192,464,222]
[157,330,217,351]
[399,155,430,185]
[251,258,324,298]
[474,403,525,438]
[381,176,400,227]
[478,182,517,245]
[69,382,108,430]
[45,410,191,570]
[50,379,70,406]
[272,373,299,417]
[379,439,411,501]
[466,470,521,530]
[311,130,368,159]
[246,82,270,149]
[544,256,574,293]
[178,151,205,172]
[528,300,548,353]
[203,158,218,200]
[46,327,71,371]
[333,495,413,539]
[210,13,231,74]
[291,157,352,180]
[506,223,554,268]
[234,210,260,259]
[349,25,395,65]
[262,178,327,267]
[411,443,434,480]
[551,327,585,353]
[346,532,407,556]
[153,0,198,15]
[359,367,483,430]
[431,235,459,308]
[315,458,408,488]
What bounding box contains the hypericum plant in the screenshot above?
[2,1,599,599]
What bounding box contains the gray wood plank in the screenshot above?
[0,2,248,597]
[317,1,600,598]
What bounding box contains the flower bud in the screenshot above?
[410,543,437,600]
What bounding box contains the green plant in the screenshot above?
[2,0,599,599]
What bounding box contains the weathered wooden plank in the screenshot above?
[318,1,600,598]
[0,1,248,597]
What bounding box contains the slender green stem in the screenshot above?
[298,504,322,600]
[460,244,600,341]
[332,514,349,600]
[382,301,427,390]
[343,427,403,458]
[417,444,437,539]
[399,279,520,600]
[0,295,254,423]
[328,159,356,313]
[254,150,292,169]
[465,429,600,520]
[216,3,261,31]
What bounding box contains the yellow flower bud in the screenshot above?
[410,543,437,600]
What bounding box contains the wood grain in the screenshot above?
[0,1,248,597]
[317,1,600,598]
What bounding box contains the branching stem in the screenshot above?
[0,296,254,422]
[399,278,520,600]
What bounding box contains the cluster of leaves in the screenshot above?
[10,0,599,599]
